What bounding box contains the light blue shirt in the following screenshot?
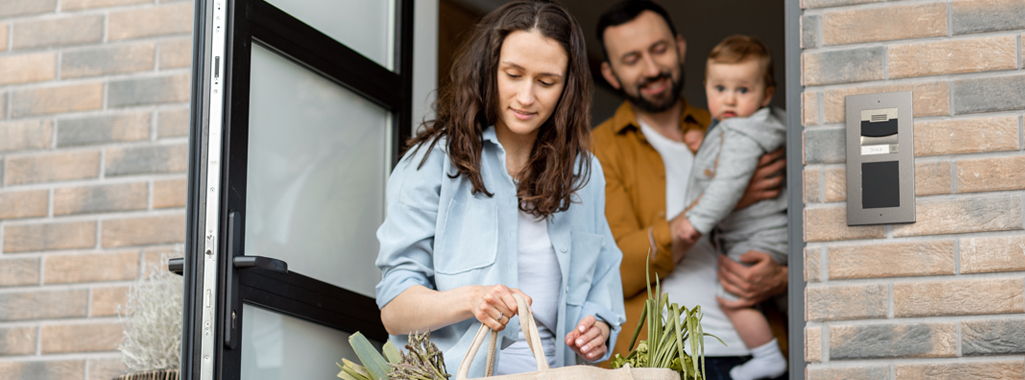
[375,126,626,377]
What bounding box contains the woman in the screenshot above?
[375,1,625,376]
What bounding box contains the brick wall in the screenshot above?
[800,0,1025,378]
[0,0,191,379]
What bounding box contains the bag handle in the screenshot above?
[456,294,548,380]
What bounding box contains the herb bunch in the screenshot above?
[609,249,724,380]
[338,331,450,380]
[389,331,449,380]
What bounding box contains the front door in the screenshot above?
[181,0,419,378]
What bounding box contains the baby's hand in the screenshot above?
[679,218,700,244]
[683,129,703,151]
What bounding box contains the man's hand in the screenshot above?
[735,148,785,210]
[716,250,787,309]
[565,316,610,361]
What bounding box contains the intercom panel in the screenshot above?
[845,92,915,226]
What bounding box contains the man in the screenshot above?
[592,2,788,379]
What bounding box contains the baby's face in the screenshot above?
[704,59,773,121]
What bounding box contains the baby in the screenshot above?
[678,35,788,380]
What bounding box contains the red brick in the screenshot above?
[0,23,7,51]
[952,0,1025,34]
[807,284,888,321]
[957,155,1025,193]
[3,221,97,253]
[805,247,821,282]
[803,91,818,126]
[0,326,36,355]
[62,0,150,11]
[44,251,139,284]
[0,360,85,380]
[61,43,155,79]
[109,2,193,41]
[0,52,56,85]
[824,82,949,124]
[892,195,1023,237]
[829,322,958,359]
[804,206,886,242]
[915,116,1019,156]
[960,235,1025,274]
[105,144,188,176]
[56,112,151,147]
[143,246,183,277]
[0,289,88,321]
[101,214,186,248]
[90,285,130,317]
[802,0,879,9]
[808,366,890,380]
[0,257,39,287]
[802,47,884,86]
[0,119,53,153]
[158,38,192,69]
[828,240,955,280]
[158,108,189,138]
[823,167,844,202]
[0,0,57,18]
[4,150,100,185]
[12,15,103,50]
[915,161,953,196]
[54,182,148,215]
[153,178,187,209]
[894,278,1024,317]
[40,322,122,353]
[896,361,1025,380]
[11,83,103,118]
[805,326,822,363]
[889,36,1017,78]
[0,190,48,220]
[822,3,947,45]
[87,359,128,380]
[804,167,822,204]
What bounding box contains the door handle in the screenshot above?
[168,258,184,275]
[223,211,288,349]
[233,255,287,273]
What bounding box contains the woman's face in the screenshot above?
[494,30,568,140]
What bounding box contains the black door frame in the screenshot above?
[784,0,806,379]
[183,0,414,378]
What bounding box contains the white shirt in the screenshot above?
[639,120,693,218]
[639,119,748,356]
[496,209,560,374]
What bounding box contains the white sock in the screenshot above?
[728,338,787,380]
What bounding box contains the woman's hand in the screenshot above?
[470,285,532,332]
[565,315,610,361]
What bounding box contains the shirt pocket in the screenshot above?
[565,231,603,306]
[433,197,498,275]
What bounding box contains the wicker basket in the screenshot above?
[113,369,180,380]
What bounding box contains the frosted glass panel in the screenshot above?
[240,304,384,380]
[246,44,388,297]
[265,0,393,70]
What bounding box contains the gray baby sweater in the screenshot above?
[683,107,789,264]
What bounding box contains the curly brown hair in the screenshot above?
[407,0,593,218]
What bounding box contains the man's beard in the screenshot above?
[618,65,685,114]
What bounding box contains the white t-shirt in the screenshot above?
[638,119,749,356]
[496,209,560,374]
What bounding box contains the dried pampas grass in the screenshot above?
[118,251,184,372]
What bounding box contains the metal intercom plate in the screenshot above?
[845,91,915,226]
